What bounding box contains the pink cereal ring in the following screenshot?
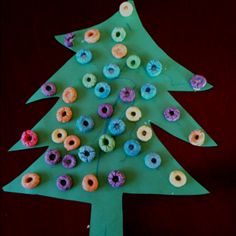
[56,107,72,123]
[62,87,77,103]
[21,130,38,147]
[84,29,100,44]
[64,135,81,151]
[21,173,40,189]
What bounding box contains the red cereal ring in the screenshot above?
[62,87,77,104]
[21,130,38,147]
[56,107,72,123]
[21,173,40,189]
[64,135,81,151]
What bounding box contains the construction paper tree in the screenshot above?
[3,1,217,236]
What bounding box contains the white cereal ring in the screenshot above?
[126,106,142,122]
[119,2,133,17]
[188,130,205,146]
[137,125,152,142]
[169,170,187,188]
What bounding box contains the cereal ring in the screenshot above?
[190,75,207,91]
[64,135,80,151]
[82,73,97,88]
[111,44,127,59]
[140,83,157,100]
[163,107,180,122]
[124,139,141,157]
[62,87,77,103]
[99,134,115,152]
[94,82,111,98]
[111,27,126,42]
[126,55,141,69]
[146,59,162,77]
[188,130,205,146]
[62,154,77,169]
[126,106,142,122]
[119,87,136,103]
[64,32,75,47]
[51,128,67,143]
[108,170,125,188]
[41,82,57,96]
[169,170,187,188]
[103,64,120,79]
[44,149,61,165]
[21,130,38,147]
[76,49,92,64]
[137,125,153,142]
[78,145,96,163]
[119,1,133,17]
[56,107,72,123]
[82,174,99,192]
[21,173,40,189]
[108,119,126,136]
[84,29,100,44]
[144,153,161,169]
[76,115,94,133]
[98,103,113,119]
[56,175,73,191]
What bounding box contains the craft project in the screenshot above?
[3,1,217,236]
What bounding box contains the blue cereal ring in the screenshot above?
[78,145,96,162]
[146,59,162,77]
[94,82,111,98]
[124,139,141,157]
[103,64,120,79]
[140,83,157,100]
[76,49,92,64]
[144,153,161,169]
[76,115,94,133]
[108,119,126,136]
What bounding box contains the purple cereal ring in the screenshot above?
[21,130,38,147]
[41,82,57,96]
[44,149,61,165]
[119,87,135,103]
[62,154,77,169]
[98,103,113,119]
[108,170,126,188]
[163,107,180,122]
[64,33,75,47]
[56,175,73,191]
[189,75,207,91]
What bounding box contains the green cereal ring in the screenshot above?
[82,73,97,88]
[99,134,115,152]
[126,55,141,69]
[111,27,126,42]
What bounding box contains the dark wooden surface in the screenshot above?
[1,0,235,235]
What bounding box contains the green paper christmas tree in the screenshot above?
[3,1,217,236]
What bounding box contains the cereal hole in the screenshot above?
[102,107,107,113]
[169,111,174,116]
[116,32,121,37]
[131,60,136,66]
[66,159,71,164]
[195,135,199,140]
[131,111,136,116]
[108,68,114,73]
[27,135,32,141]
[145,87,151,93]
[129,144,134,150]
[88,179,94,186]
[87,77,91,82]
[57,133,62,138]
[60,179,67,186]
[69,140,75,145]
[84,151,90,157]
[112,176,119,183]
[142,130,147,136]
[46,85,51,91]
[151,65,157,71]
[99,87,105,93]
[151,158,157,163]
[175,175,181,181]
[26,177,33,183]
[83,120,89,126]
[88,32,94,37]
[103,138,109,146]
[62,111,67,117]
[49,154,56,160]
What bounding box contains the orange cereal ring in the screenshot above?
[64,135,80,151]
[21,173,40,189]
[56,107,72,123]
[62,87,77,103]
[188,130,205,146]
[82,174,99,192]
[112,44,127,59]
[84,29,100,44]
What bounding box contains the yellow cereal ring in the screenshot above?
[82,174,99,192]
[64,135,80,151]
[112,44,127,59]
[137,125,152,142]
[169,170,187,188]
[51,128,67,143]
[188,130,205,146]
[84,29,100,44]
[56,107,72,123]
[62,87,77,103]
[21,173,40,189]
[126,106,142,122]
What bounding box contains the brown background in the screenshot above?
[1,0,235,235]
